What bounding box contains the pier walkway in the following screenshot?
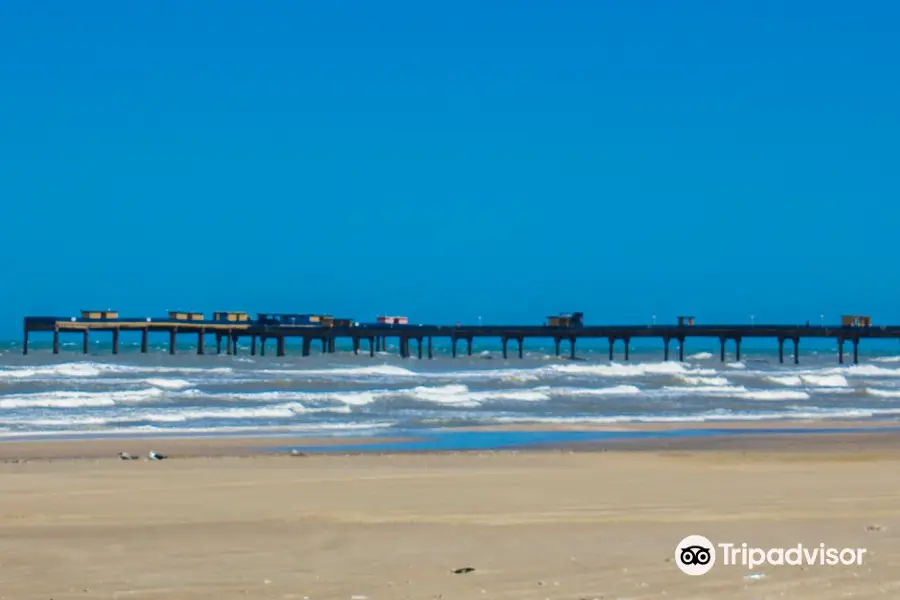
[22,314,900,365]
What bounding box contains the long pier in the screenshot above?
[21,313,897,365]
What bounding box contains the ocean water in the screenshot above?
[3,338,900,438]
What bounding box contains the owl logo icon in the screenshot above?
[675,535,716,575]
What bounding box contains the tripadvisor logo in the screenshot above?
[674,535,867,575]
[676,535,716,575]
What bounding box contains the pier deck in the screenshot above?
[22,315,900,365]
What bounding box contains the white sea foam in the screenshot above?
[261,365,417,378]
[0,362,235,380]
[659,385,749,395]
[490,406,900,425]
[0,363,105,378]
[48,360,727,388]
[802,374,849,387]
[766,375,803,386]
[176,405,301,421]
[404,385,481,407]
[657,385,809,401]
[0,388,166,409]
[187,383,645,408]
[321,391,381,406]
[725,362,747,369]
[402,385,554,406]
[872,356,900,363]
[739,390,811,401]
[549,362,713,377]
[0,422,396,438]
[866,388,900,399]
[675,375,731,386]
[687,352,714,360]
[0,402,352,428]
[818,365,900,377]
[143,378,193,390]
[544,385,642,397]
[764,374,849,388]
[469,389,552,402]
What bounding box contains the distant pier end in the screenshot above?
[22,311,887,365]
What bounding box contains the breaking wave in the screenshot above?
[4,352,900,436]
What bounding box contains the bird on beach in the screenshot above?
[148,450,168,460]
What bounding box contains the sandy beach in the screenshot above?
[2,430,900,599]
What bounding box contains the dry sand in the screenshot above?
[1,432,900,599]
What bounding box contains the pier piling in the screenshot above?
[24,314,898,366]
[277,336,286,357]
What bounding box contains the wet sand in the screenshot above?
[0,435,418,461]
[1,430,899,599]
[449,419,900,432]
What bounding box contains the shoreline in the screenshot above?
[3,420,900,460]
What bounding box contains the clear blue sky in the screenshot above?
[2,1,898,337]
